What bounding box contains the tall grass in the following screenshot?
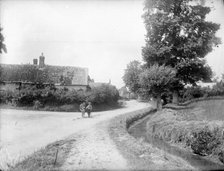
[146,100,224,164]
[0,146,24,170]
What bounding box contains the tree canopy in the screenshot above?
[142,0,220,87]
[122,60,143,93]
[0,27,7,54]
[140,64,177,110]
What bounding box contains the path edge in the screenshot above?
[108,106,194,170]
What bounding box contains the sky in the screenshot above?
[0,0,224,88]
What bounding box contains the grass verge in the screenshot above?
[108,107,194,170]
[8,137,76,171]
[147,99,224,165]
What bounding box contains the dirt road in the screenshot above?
[61,121,128,170]
[0,100,150,169]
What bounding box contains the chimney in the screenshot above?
[39,52,45,68]
[33,58,38,65]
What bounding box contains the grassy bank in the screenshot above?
[147,99,224,165]
[108,107,194,170]
[6,137,76,171]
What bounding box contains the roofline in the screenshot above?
[1,81,54,85]
[0,63,88,70]
[55,84,88,86]
[1,81,88,86]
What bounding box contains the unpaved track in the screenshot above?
[61,121,127,170]
[0,100,150,169]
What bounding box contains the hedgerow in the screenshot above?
[0,84,119,107]
[179,81,224,103]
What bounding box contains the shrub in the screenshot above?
[33,100,42,110]
[179,81,224,103]
[0,90,19,104]
[146,109,224,164]
[218,150,224,163]
[0,84,119,107]
[208,81,224,97]
[180,86,206,102]
[190,127,222,156]
[86,84,119,105]
[11,98,19,106]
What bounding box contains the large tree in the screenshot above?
[142,0,220,103]
[123,60,143,94]
[0,27,7,54]
[140,64,177,110]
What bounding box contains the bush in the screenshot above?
[0,84,119,107]
[180,86,206,102]
[208,81,224,97]
[146,109,224,164]
[190,127,222,156]
[179,81,224,103]
[86,84,119,105]
[218,150,224,163]
[33,100,42,110]
[0,90,19,104]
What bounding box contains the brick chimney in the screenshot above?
[39,52,45,68]
[33,58,38,65]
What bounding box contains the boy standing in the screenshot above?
[86,102,93,118]
[79,102,86,118]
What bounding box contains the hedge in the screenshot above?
[0,84,119,107]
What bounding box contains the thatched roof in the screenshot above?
[0,64,88,86]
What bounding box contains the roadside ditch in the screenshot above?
[128,112,224,170]
[108,107,194,170]
[109,98,224,170]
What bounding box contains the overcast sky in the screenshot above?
[0,0,224,88]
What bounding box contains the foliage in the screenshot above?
[87,84,119,105]
[142,0,220,90]
[0,89,18,104]
[109,107,193,170]
[123,60,143,93]
[0,27,7,54]
[190,127,222,156]
[147,107,224,163]
[59,75,72,85]
[139,64,176,97]
[88,75,94,83]
[139,64,176,110]
[179,80,224,102]
[180,86,207,101]
[0,84,119,108]
[209,81,224,96]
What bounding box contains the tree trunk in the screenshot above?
[156,94,162,111]
[151,97,157,109]
[172,90,179,104]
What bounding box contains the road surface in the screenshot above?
[0,100,150,169]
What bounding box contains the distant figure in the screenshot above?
[79,102,86,118]
[86,102,93,118]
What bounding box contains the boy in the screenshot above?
[79,102,86,118]
[86,102,93,118]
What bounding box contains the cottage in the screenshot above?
[0,53,88,91]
